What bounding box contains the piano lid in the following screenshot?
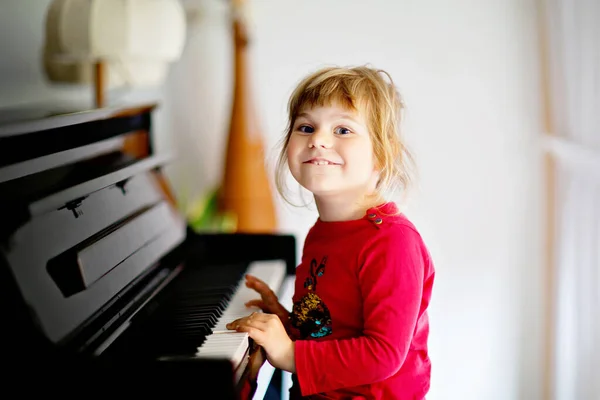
[0,102,158,138]
[0,102,159,183]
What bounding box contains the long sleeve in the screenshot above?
[294,225,427,396]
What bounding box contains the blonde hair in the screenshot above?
[275,65,416,208]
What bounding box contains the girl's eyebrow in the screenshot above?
[336,113,359,123]
[296,112,359,123]
[296,112,311,120]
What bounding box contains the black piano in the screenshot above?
[0,103,296,398]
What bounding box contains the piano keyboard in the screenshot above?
[194,260,286,367]
[103,259,286,374]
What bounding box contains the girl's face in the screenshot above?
[287,102,380,200]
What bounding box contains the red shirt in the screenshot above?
[289,202,435,399]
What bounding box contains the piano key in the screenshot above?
[195,260,286,366]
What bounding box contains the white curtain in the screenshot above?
[544,0,600,399]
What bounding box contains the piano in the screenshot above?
[0,103,296,398]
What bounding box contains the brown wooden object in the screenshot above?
[94,60,105,108]
[218,0,278,233]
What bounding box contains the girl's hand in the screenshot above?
[226,312,296,373]
[244,274,290,325]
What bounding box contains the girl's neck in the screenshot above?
[314,192,384,222]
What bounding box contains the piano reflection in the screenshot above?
[0,103,296,398]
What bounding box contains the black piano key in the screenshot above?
[102,262,248,358]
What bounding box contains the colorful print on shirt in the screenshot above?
[291,256,333,339]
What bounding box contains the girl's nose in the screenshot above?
[308,129,332,149]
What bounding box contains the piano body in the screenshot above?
[0,103,296,398]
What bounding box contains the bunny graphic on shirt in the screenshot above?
[291,256,332,339]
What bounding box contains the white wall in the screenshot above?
[0,0,546,399]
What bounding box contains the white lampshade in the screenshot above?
[44,0,187,87]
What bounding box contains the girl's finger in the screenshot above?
[226,318,242,330]
[230,317,267,334]
[237,324,267,344]
[246,319,268,331]
[227,312,256,328]
[245,274,264,283]
[246,275,272,294]
[244,299,265,309]
[245,274,264,286]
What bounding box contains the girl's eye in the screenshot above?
[335,127,352,135]
[297,125,314,134]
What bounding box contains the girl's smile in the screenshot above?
[303,157,343,166]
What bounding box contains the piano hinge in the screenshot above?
[115,178,129,195]
[58,196,87,218]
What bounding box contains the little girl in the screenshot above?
[227,65,435,399]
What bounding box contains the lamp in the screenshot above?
[43,0,186,106]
